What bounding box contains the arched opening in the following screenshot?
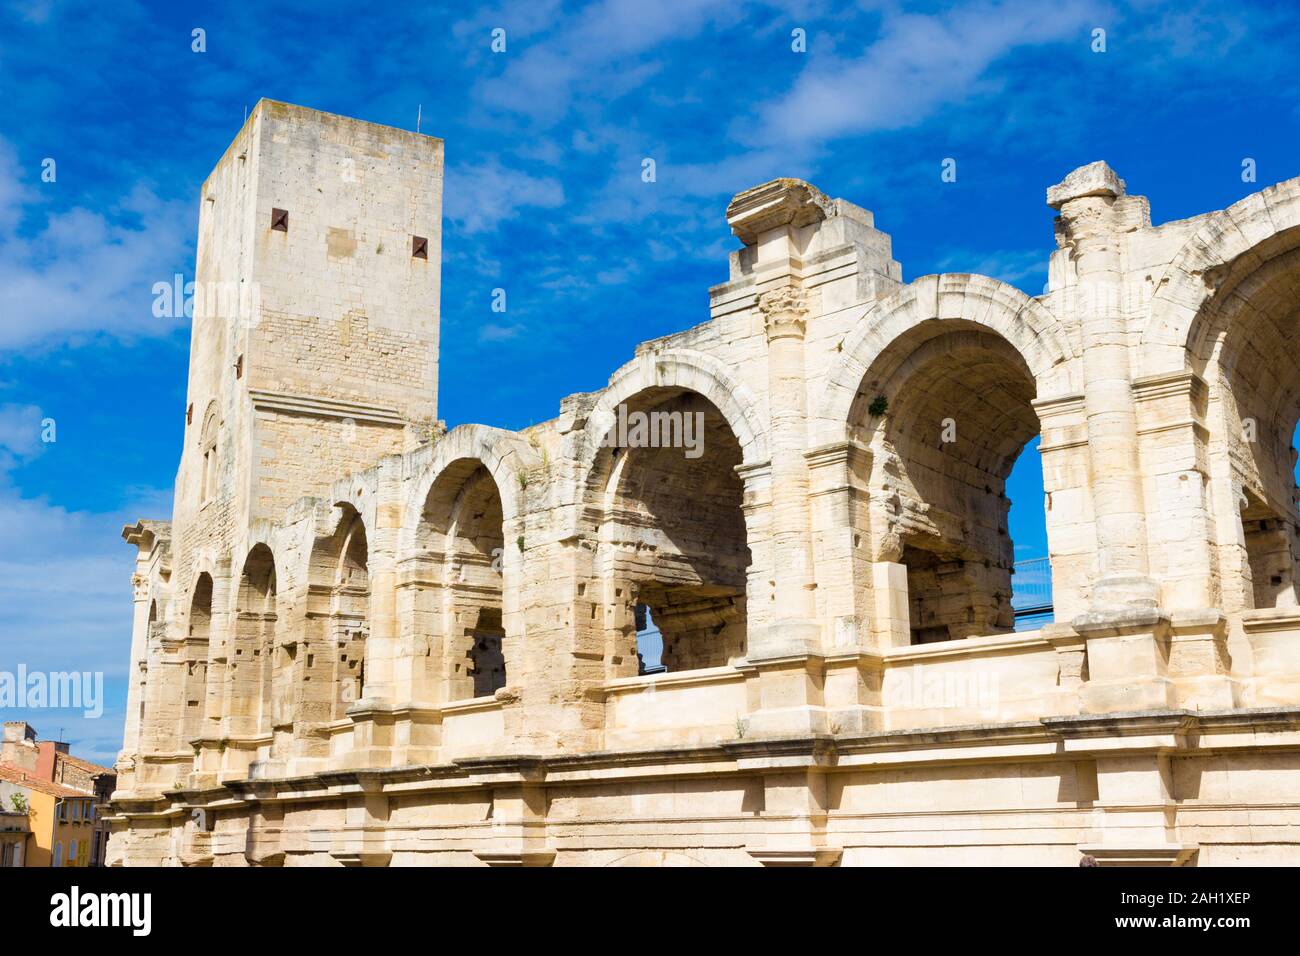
[230,545,277,739]
[198,403,219,505]
[1006,438,1053,630]
[420,460,508,700]
[633,603,666,674]
[334,511,369,713]
[857,323,1048,644]
[182,573,212,743]
[1190,239,1300,614]
[304,506,371,731]
[592,388,751,674]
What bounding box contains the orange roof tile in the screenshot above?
[0,764,92,799]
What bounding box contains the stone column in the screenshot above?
[735,285,828,737]
[729,739,841,866]
[116,568,152,791]
[804,440,871,648]
[358,470,404,706]
[1048,162,1158,613]
[1051,712,1199,866]
[756,284,821,654]
[1131,371,1219,612]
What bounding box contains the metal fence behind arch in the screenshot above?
[1012,557,1053,628]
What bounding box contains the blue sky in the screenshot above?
[2,0,1298,762]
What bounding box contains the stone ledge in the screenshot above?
[725,178,834,245]
[113,708,1300,820]
[1077,843,1198,867]
[247,387,406,425]
[1047,160,1126,209]
[747,847,842,867]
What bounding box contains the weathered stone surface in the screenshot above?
[108,104,1300,867]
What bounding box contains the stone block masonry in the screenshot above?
[109,100,1300,867]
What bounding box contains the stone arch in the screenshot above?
[136,597,158,748]
[402,424,536,551]
[815,274,1076,447]
[304,504,371,723]
[583,349,769,472]
[146,596,163,646]
[416,457,513,700]
[197,401,220,505]
[179,550,230,763]
[581,369,754,675]
[397,426,536,704]
[227,544,279,744]
[817,275,1071,645]
[182,570,214,744]
[1140,175,1300,378]
[1144,184,1300,617]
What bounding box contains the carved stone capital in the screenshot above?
[759,285,809,341]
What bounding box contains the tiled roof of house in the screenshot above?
[0,763,92,799]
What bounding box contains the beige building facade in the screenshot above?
[109,100,1300,867]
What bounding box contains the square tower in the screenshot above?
[175,99,443,535]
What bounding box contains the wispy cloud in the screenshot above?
[444,157,565,235]
[0,394,169,760]
[0,140,194,350]
[751,1,1108,150]
[935,248,1047,293]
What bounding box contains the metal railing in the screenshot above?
[1011,557,1053,617]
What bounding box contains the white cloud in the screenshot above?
[0,402,44,459]
[463,0,817,123]
[478,321,522,342]
[0,402,169,763]
[0,480,169,761]
[0,139,195,350]
[752,1,1107,149]
[444,157,565,235]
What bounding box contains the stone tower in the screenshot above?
[119,101,443,782]
[176,99,443,544]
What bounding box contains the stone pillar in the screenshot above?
[729,739,841,866]
[117,568,152,790]
[805,439,872,648]
[1132,371,1219,612]
[328,771,391,867]
[388,555,446,764]
[870,561,911,649]
[1048,162,1158,613]
[1047,713,1199,866]
[463,758,554,867]
[720,180,838,738]
[736,288,826,736]
[1034,393,1091,622]
[359,472,405,706]
[508,531,601,753]
[756,283,821,655]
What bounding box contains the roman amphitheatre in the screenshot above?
[110,99,1300,866]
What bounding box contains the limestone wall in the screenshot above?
[109,106,1300,867]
